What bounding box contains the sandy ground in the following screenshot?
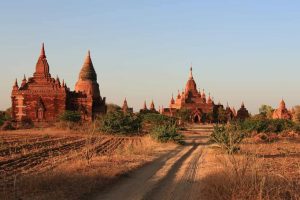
[93,127,212,200]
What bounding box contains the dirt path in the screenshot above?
[93,126,212,200]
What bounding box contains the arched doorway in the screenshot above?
[37,107,44,120]
[193,115,200,123]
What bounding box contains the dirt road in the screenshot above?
[93,126,213,200]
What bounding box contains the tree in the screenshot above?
[259,105,274,119]
[206,112,214,123]
[100,111,141,135]
[217,107,227,123]
[59,111,81,122]
[106,103,121,113]
[176,108,191,122]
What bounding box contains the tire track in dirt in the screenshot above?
[94,126,213,200]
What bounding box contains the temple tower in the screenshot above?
[33,43,51,79]
[75,51,101,100]
[272,99,292,119]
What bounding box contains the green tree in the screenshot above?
[106,103,121,113]
[176,108,191,122]
[59,111,81,122]
[100,111,141,135]
[206,112,214,123]
[217,107,227,123]
[150,123,183,144]
[259,105,274,119]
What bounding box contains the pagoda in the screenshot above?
[272,99,292,120]
[162,67,214,123]
[11,44,106,122]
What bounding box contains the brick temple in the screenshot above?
[161,67,215,122]
[160,67,250,123]
[11,44,106,122]
[272,99,292,120]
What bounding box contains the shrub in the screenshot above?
[258,104,274,119]
[175,108,191,122]
[140,113,176,126]
[20,117,34,129]
[139,113,178,133]
[59,111,81,122]
[106,103,121,113]
[0,110,11,126]
[150,124,183,144]
[210,125,245,154]
[235,119,296,134]
[100,111,141,135]
[1,121,15,130]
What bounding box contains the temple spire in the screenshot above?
[122,98,129,112]
[13,78,19,90]
[14,79,18,87]
[143,101,147,110]
[34,43,51,78]
[21,74,27,87]
[40,43,46,58]
[78,50,97,81]
[150,100,155,110]
[189,63,193,79]
[85,50,92,64]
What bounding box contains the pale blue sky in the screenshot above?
[0,0,299,113]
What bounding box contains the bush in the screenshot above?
[20,117,34,129]
[0,110,11,126]
[139,113,178,133]
[140,113,176,126]
[235,119,296,134]
[106,103,121,113]
[150,123,183,144]
[1,121,15,131]
[175,108,191,122]
[59,111,81,122]
[100,111,141,135]
[210,125,245,154]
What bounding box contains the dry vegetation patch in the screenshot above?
[0,129,174,200]
[199,137,300,200]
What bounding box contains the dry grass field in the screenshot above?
[0,129,175,200]
[198,136,300,200]
[0,126,299,200]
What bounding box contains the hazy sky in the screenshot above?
[0,0,299,114]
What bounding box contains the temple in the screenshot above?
[122,98,133,113]
[139,100,158,114]
[11,44,106,123]
[236,102,250,120]
[161,67,215,123]
[272,99,292,120]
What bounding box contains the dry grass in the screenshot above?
[0,135,171,200]
[199,137,300,200]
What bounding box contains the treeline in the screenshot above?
[57,104,184,144]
